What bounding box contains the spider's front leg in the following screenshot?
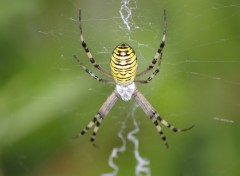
[135,9,166,79]
[78,10,112,78]
[133,89,193,148]
[76,90,119,145]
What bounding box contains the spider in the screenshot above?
[74,9,193,148]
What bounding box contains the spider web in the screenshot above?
[1,0,240,175]
[43,0,240,175]
[40,1,240,174]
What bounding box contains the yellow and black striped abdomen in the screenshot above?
[110,43,137,86]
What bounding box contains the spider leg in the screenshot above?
[133,88,193,148]
[76,90,119,145]
[74,55,114,84]
[152,117,169,147]
[134,52,163,84]
[136,9,166,78]
[78,10,112,78]
[77,113,99,136]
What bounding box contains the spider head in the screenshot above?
[110,43,138,86]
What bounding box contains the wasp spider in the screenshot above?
[74,9,193,148]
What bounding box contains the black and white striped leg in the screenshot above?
[133,88,193,148]
[152,111,194,132]
[76,90,119,145]
[73,55,114,84]
[78,10,112,78]
[90,117,103,145]
[152,117,169,147]
[76,113,99,137]
[135,53,163,84]
[136,9,166,78]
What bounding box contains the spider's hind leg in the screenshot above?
[133,89,193,148]
[152,118,169,148]
[76,90,119,145]
[75,113,102,147]
[75,113,99,137]
[156,114,194,133]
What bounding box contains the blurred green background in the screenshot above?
[0,0,240,175]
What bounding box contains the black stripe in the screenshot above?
[160,42,165,48]
[154,69,159,74]
[112,53,135,61]
[117,46,129,49]
[82,41,87,47]
[111,64,134,71]
[112,59,137,68]
[150,111,156,119]
[96,121,100,126]
[172,128,178,132]
[111,69,136,76]
[90,58,95,64]
[149,65,154,69]
[112,60,136,67]
[115,76,132,80]
[157,115,162,122]
[111,65,135,71]
[116,78,131,82]
[85,48,89,52]
[152,59,157,64]
[115,51,133,57]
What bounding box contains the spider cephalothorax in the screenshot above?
[73,9,193,147]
